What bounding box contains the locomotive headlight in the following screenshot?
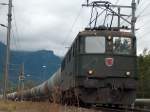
[108,36,112,40]
[126,72,131,76]
[88,70,93,75]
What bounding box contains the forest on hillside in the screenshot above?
[137,49,150,98]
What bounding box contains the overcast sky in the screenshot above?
[0,0,149,56]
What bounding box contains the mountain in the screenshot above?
[0,42,61,84]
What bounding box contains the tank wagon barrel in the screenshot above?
[6,69,61,101]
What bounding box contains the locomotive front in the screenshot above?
[75,30,137,106]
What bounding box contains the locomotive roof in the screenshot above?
[78,30,134,38]
[62,29,134,60]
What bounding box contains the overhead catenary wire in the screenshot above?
[136,0,150,20]
[63,0,146,54]
[60,1,86,89]
[62,6,83,47]
[136,0,150,43]
[137,26,150,41]
[136,18,150,29]
[136,0,144,9]
[120,15,132,26]
[137,12,150,18]
[103,0,120,27]
[0,1,10,85]
[88,0,118,27]
[10,4,24,85]
[120,0,148,27]
[136,1,150,19]
[114,0,119,5]
[12,6,21,50]
[119,1,150,28]
[88,7,107,27]
[138,3,150,20]
[137,29,150,41]
[11,26,18,50]
[62,0,121,49]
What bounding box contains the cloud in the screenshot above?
[0,0,149,56]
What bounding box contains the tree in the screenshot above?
[137,48,150,98]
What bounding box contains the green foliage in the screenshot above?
[137,48,150,98]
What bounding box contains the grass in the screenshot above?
[0,100,51,112]
[0,100,95,112]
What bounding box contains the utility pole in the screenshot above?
[118,7,120,29]
[131,0,136,35]
[131,0,137,54]
[18,63,25,101]
[3,0,12,100]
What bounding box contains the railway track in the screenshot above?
[92,106,150,112]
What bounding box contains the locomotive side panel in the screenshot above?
[61,38,80,91]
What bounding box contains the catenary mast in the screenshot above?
[3,0,12,100]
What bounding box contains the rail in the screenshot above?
[92,106,150,112]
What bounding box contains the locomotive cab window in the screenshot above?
[113,37,132,55]
[85,36,105,53]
